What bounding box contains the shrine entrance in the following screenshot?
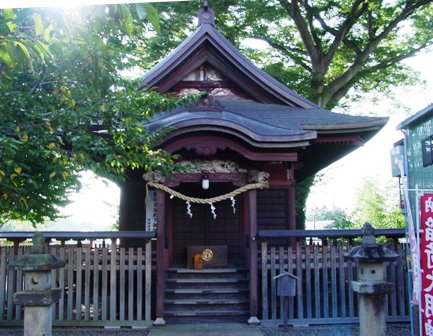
[170,183,243,268]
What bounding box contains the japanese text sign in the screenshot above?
[421,194,433,335]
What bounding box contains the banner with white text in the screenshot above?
[421,194,433,335]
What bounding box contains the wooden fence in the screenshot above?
[0,232,154,327]
[258,229,409,326]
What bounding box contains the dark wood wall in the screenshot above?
[170,183,242,267]
[119,179,146,231]
[257,189,289,231]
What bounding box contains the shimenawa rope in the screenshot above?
[146,181,268,204]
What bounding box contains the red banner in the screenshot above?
[421,194,433,335]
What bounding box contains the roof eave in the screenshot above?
[152,123,317,149]
[397,103,433,129]
[302,117,388,133]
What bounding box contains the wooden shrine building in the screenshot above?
[118,4,388,325]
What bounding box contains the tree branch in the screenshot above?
[375,0,433,44]
[325,42,433,108]
[325,0,433,102]
[279,0,321,66]
[323,0,369,65]
[360,42,433,76]
[29,67,46,96]
[311,12,362,55]
[249,35,312,71]
[301,0,324,55]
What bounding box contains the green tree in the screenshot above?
[149,0,433,109]
[308,206,354,229]
[0,6,187,225]
[352,177,405,228]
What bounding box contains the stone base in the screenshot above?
[248,316,260,325]
[24,306,52,336]
[153,317,166,326]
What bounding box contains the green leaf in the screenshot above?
[32,13,44,36]
[143,4,160,33]
[35,40,52,59]
[43,24,54,42]
[5,21,16,33]
[2,8,16,20]
[0,51,12,67]
[118,4,133,35]
[0,41,14,61]
[135,3,147,20]
[15,41,33,72]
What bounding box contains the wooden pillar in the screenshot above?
[242,194,250,267]
[288,186,296,247]
[248,189,260,324]
[154,190,166,325]
[166,200,173,265]
[118,181,129,231]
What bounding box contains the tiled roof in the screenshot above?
[142,8,387,148]
[148,97,387,145]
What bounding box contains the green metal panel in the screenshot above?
[406,117,433,190]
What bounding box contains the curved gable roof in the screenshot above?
[140,6,388,168]
[141,14,317,108]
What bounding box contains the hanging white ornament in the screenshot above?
[230,196,236,214]
[186,201,193,218]
[209,202,217,219]
[170,194,174,199]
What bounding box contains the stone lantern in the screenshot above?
[345,223,399,336]
[9,232,65,336]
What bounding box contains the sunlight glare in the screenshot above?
[0,0,191,9]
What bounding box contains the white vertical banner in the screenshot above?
[399,161,421,307]
[145,190,157,232]
[420,194,433,336]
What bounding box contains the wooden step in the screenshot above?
[165,289,248,301]
[165,298,249,305]
[164,268,249,320]
[166,278,247,284]
[167,268,248,279]
[168,268,247,273]
[165,310,249,317]
[165,288,248,294]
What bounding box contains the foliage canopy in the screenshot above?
[148,0,433,109]
[0,5,187,225]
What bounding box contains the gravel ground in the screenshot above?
[0,324,411,335]
[0,328,150,336]
[261,324,411,335]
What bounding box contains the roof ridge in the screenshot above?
[140,16,319,108]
